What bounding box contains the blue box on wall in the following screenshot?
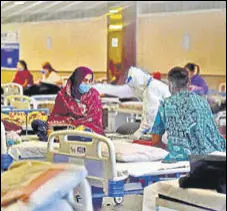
[1,43,19,69]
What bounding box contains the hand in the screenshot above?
[35,80,42,85]
[79,104,87,115]
[130,130,143,140]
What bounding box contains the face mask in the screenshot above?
[19,68,24,72]
[79,84,91,94]
[41,69,48,74]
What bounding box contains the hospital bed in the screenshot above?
[1,83,23,97]
[31,95,56,112]
[104,100,143,132]
[143,179,226,211]
[46,130,190,204]
[4,95,33,109]
[4,130,190,204]
[1,108,49,133]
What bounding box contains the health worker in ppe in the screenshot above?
[126,66,171,141]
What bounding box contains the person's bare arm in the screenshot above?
[22,79,28,88]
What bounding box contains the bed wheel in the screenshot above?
[114,197,124,205]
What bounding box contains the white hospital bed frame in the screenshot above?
[2,83,23,97]
[31,95,56,110]
[46,130,189,204]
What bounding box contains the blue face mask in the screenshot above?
[79,84,91,94]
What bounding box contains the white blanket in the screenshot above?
[8,141,59,160]
[116,161,190,178]
[143,179,226,211]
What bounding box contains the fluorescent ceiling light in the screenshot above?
[14,1,25,5]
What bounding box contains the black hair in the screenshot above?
[18,60,28,70]
[168,67,189,89]
[184,63,200,75]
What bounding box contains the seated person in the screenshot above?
[23,62,61,96]
[152,67,226,163]
[126,66,171,140]
[184,63,208,95]
[12,60,34,88]
[39,62,62,87]
[48,66,104,135]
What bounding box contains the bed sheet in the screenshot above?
[143,179,226,211]
[8,141,59,160]
[116,161,190,178]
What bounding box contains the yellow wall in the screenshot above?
[137,10,226,76]
[1,70,106,84]
[1,16,107,83]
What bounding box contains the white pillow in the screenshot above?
[102,141,168,162]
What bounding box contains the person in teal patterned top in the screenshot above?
[151,67,226,163]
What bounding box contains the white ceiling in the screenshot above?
[1,1,134,23]
[1,1,226,24]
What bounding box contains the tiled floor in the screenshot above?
[99,195,143,211]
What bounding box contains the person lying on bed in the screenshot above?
[126,66,171,140]
[47,66,104,135]
[151,67,226,163]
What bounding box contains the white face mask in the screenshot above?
[18,68,24,72]
[41,69,48,75]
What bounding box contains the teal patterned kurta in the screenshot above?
[152,91,226,162]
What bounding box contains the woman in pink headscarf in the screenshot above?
[47,66,104,135]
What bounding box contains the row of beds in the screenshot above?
[1,83,226,211]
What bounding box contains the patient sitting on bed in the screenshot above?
[47,66,104,135]
[151,67,226,163]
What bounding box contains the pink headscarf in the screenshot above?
[66,66,94,100]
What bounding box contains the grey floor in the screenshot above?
[100,195,143,211]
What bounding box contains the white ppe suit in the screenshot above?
[127,67,171,140]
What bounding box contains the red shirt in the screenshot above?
[13,70,34,87]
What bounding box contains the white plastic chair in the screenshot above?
[4,95,32,109]
[2,83,23,97]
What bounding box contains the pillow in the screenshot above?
[116,123,140,135]
[102,141,168,162]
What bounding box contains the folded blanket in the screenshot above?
[1,161,88,210]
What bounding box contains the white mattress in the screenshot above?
[8,141,59,160]
[116,161,190,178]
[8,141,190,179]
[143,179,226,211]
